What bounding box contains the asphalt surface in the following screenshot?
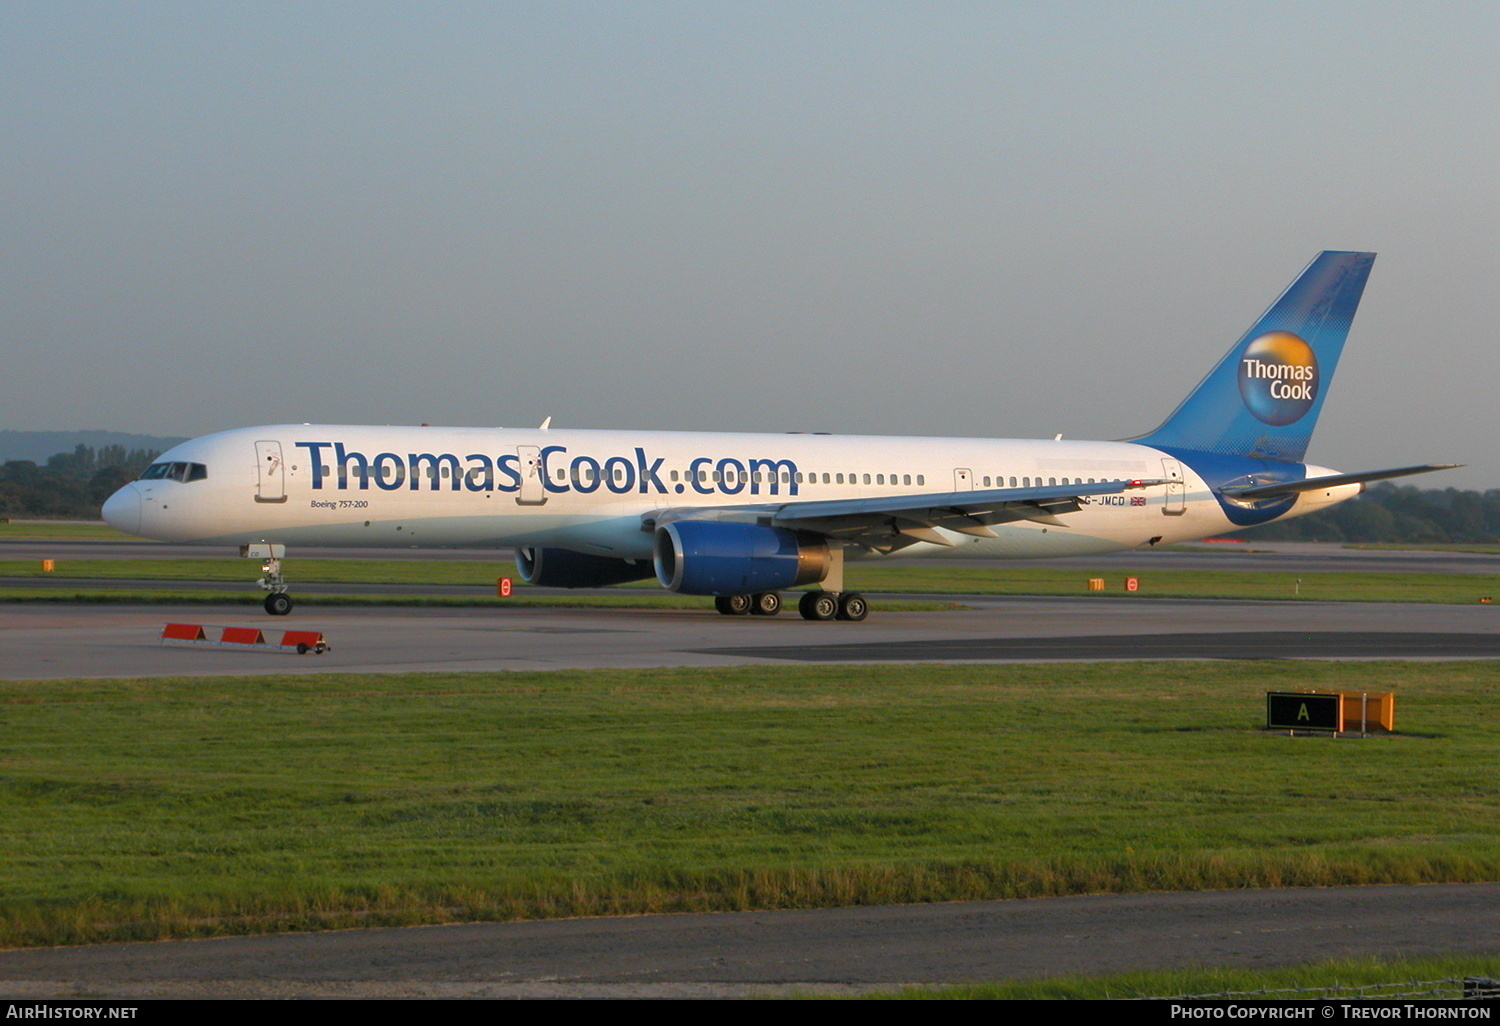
[1,885,1496,998]
[3,596,1499,679]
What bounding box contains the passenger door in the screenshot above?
[517,445,547,506]
[255,440,287,503]
[1161,458,1186,515]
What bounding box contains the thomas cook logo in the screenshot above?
[1238,331,1318,426]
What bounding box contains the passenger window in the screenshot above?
[877,474,884,485]
[916,475,924,486]
[903,475,911,485]
[862,474,870,485]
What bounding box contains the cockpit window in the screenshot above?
[140,462,208,483]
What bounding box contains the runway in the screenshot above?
[1,884,1496,998]
[3,595,1499,679]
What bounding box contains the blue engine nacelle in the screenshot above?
[653,521,831,595]
[516,547,657,589]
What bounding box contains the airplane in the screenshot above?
[101,251,1453,621]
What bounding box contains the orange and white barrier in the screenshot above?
[160,623,329,654]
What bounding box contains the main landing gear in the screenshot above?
[711,545,866,621]
[713,590,869,621]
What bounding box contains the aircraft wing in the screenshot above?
[650,479,1160,553]
[1220,464,1460,501]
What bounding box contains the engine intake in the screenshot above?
[654,521,830,595]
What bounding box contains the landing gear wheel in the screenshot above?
[716,594,752,616]
[750,591,782,616]
[799,590,838,621]
[264,593,293,616]
[835,592,869,622]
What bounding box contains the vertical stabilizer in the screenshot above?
[1137,251,1374,462]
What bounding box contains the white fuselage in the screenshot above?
[103,424,1351,560]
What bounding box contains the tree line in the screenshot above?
[1237,482,1500,544]
[1,445,160,519]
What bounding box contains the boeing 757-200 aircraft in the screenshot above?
[102,251,1452,620]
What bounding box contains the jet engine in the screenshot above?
[515,547,656,588]
[653,521,830,595]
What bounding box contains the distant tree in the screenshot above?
[1,446,159,518]
[1240,483,1500,544]
[45,444,96,480]
[89,465,136,505]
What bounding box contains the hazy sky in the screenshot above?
[3,2,1496,486]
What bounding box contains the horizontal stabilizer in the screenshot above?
[1220,464,1461,501]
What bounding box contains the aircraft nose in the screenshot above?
[101,483,141,535]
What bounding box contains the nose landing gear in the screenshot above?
[243,543,293,616]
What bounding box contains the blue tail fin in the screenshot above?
[1136,251,1374,462]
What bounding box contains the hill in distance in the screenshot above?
[0,430,187,464]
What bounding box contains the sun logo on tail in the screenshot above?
[1237,331,1318,426]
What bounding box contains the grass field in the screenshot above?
[2,661,1497,948]
[0,521,136,541]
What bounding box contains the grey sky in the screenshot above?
[3,2,1495,487]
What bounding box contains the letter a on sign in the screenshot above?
[1297,703,1310,721]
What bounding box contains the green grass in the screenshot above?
[1346,543,1500,554]
[1,662,1497,948]
[0,586,957,612]
[0,521,134,541]
[843,564,1500,603]
[863,955,1500,999]
[0,558,514,585]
